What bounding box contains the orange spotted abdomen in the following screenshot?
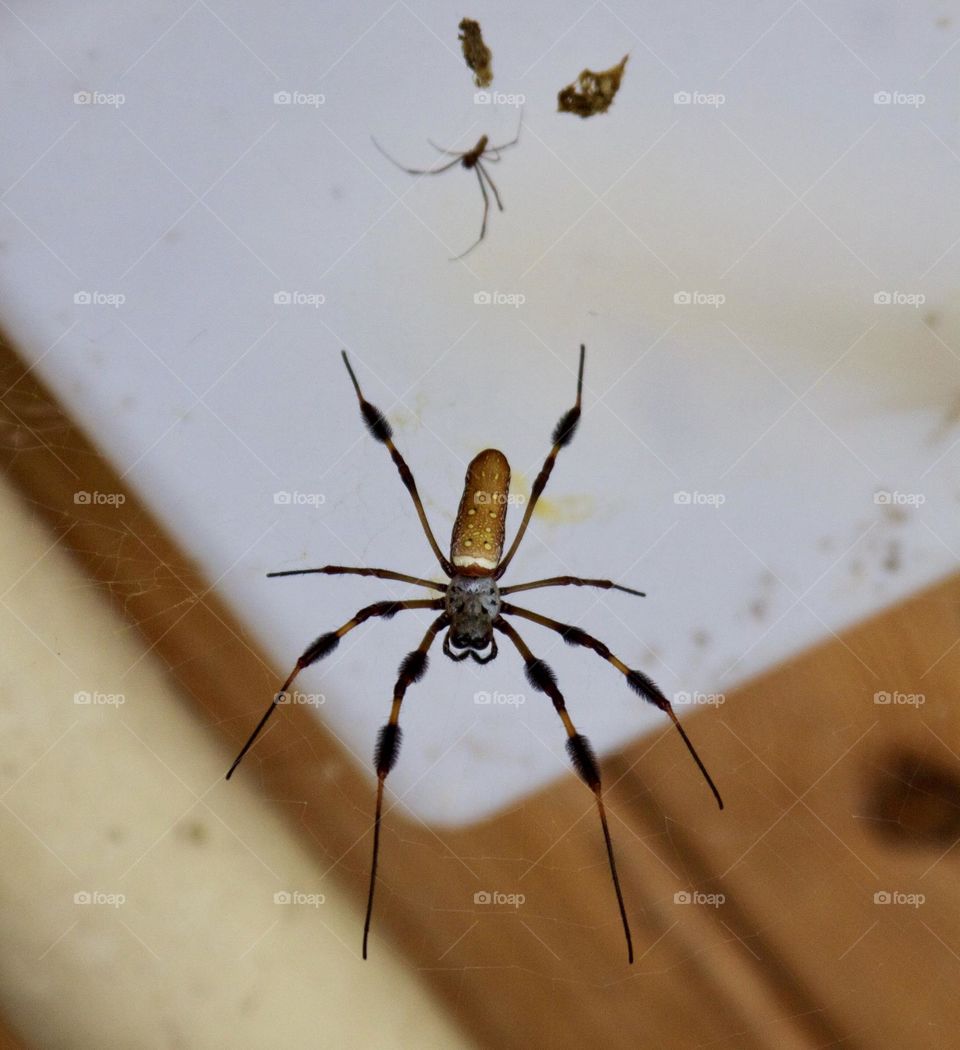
[450,449,510,575]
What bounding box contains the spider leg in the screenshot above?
[475,167,490,236]
[364,613,448,958]
[500,602,723,810]
[496,345,586,577]
[500,576,644,598]
[427,138,469,157]
[449,167,490,261]
[477,161,504,212]
[494,616,633,963]
[489,109,523,152]
[371,136,462,175]
[267,565,446,591]
[225,598,443,779]
[341,352,454,576]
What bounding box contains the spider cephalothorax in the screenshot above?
[227,345,723,964]
[443,574,501,662]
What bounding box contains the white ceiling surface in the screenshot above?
[2,1,959,823]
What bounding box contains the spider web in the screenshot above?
[3,1,960,1042]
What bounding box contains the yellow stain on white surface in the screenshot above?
[508,473,597,525]
[386,390,430,433]
[531,493,596,525]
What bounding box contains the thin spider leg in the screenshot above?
[502,579,642,596]
[501,576,645,598]
[477,161,504,212]
[429,116,520,159]
[364,613,448,959]
[341,352,454,576]
[488,135,521,153]
[474,165,491,235]
[496,345,585,578]
[489,111,523,152]
[371,136,462,176]
[427,138,469,157]
[450,168,490,261]
[494,616,634,963]
[267,565,446,591]
[500,602,723,810]
[225,598,443,779]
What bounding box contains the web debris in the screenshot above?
[459,18,493,88]
[558,54,628,117]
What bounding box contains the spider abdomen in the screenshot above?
[462,134,488,168]
[450,448,510,574]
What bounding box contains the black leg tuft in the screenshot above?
[302,632,340,665]
[626,668,668,710]
[524,658,557,693]
[551,406,581,447]
[375,723,403,775]
[560,624,590,647]
[566,732,601,788]
[399,649,428,682]
[361,401,393,443]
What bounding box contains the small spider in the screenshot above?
[227,346,723,963]
[372,116,521,259]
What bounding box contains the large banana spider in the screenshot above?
[227,346,723,963]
